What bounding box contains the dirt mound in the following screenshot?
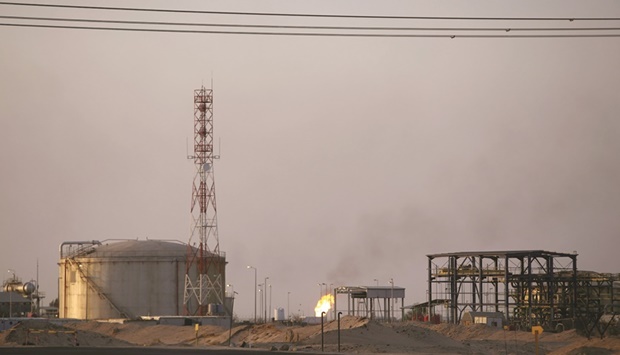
[429,322,501,340]
[66,321,229,346]
[566,347,616,355]
[549,336,620,355]
[294,318,470,354]
[3,317,620,354]
[0,320,131,347]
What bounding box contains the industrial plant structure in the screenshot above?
[1,272,38,317]
[58,239,226,319]
[334,285,406,322]
[58,86,229,321]
[426,250,619,337]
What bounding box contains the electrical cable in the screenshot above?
[2,22,620,38]
[1,1,620,21]
[2,15,620,32]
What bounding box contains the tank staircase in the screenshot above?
[67,258,134,319]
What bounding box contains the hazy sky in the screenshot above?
[1,1,620,319]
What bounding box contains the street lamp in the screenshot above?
[258,284,263,322]
[246,266,257,323]
[264,276,269,323]
[374,278,379,286]
[287,291,291,320]
[269,284,272,323]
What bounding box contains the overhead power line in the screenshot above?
[2,15,620,32]
[2,22,620,38]
[1,1,620,21]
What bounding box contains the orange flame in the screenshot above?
[314,294,334,317]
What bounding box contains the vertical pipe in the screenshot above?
[471,257,477,310]
[494,258,499,313]
[176,259,179,315]
[479,256,484,312]
[347,293,350,316]
[62,261,67,318]
[504,255,509,323]
[36,259,39,314]
[548,256,554,327]
[85,263,89,320]
[452,256,458,324]
[427,257,432,322]
[527,255,533,328]
[572,255,578,320]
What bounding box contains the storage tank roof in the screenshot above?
[84,239,189,258]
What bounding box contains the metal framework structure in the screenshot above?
[427,250,620,336]
[184,86,225,316]
[334,286,406,322]
[427,250,578,331]
[575,271,620,338]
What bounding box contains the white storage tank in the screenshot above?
[58,239,226,319]
[274,307,285,321]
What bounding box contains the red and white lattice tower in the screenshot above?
[184,86,225,315]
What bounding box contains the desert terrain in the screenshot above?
[1,316,619,354]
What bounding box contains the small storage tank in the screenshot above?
[274,307,285,321]
[58,239,226,319]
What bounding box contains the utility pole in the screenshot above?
[247,266,257,323]
[287,291,291,320]
[269,284,272,322]
[264,277,269,323]
[258,283,263,322]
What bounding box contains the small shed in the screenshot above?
[462,311,505,328]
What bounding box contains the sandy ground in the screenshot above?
[1,316,619,354]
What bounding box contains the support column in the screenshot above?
[572,255,578,320]
[548,256,555,327]
[428,257,433,322]
[504,255,509,323]
[478,256,484,312]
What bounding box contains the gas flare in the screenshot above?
[314,294,334,317]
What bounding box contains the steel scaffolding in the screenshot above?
[427,250,578,331]
[427,250,620,336]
